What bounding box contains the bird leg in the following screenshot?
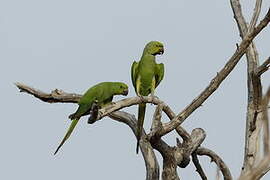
[88,99,99,124]
[137,93,145,103]
[150,90,155,105]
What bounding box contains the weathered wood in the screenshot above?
[230,1,270,177]
[156,7,270,137]
[15,6,270,179]
[197,147,232,180]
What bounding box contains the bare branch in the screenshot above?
[163,107,191,142]
[188,129,206,154]
[157,8,270,137]
[230,0,267,173]
[238,87,270,180]
[262,88,270,156]
[216,166,221,180]
[192,152,208,180]
[15,83,159,116]
[248,0,262,32]
[109,111,160,180]
[176,128,206,168]
[230,0,248,37]
[150,121,205,179]
[197,147,232,180]
[178,129,207,179]
[16,83,191,142]
[16,83,160,180]
[149,104,164,139]
[255,57,270,76]
[16,83,197,180]
[15,82,81,103]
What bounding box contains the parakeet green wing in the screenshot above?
[131,61,139,94]
[155,63,164,88]
[54,82,129,155]
[131,41,165,154]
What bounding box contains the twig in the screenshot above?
[230,0,248,38]
[216,166,221,180]
[255,57,270,76]
[248,0,262,32]
[15,82,81,103]
[197,147,232,180]
[192,152,208,180]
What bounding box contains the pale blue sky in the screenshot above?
[1,0,270,179]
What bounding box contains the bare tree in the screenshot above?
[16,1,270,180]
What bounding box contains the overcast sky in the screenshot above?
[1,0,270,179]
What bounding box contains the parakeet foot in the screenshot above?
[138,95,144,102]
[107,102,116,106]
[68,113,76,120]
[150,93,155,105]
[88,115,97,124]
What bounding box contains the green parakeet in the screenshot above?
[131,41,165,154]
[54,82,129,155]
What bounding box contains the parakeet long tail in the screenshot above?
[54,118,79,155]
[136,103,146,154]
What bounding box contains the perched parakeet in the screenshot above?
[131,41,165,154]
[54,82,129,155]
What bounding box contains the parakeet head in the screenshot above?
[113,82,129,96]
[143,41,164,56]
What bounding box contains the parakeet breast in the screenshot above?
[137,56,156,96]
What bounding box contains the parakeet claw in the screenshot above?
[108,102,116,106]
[138,95,144,102]
[150,93,155,105]
[88,115,96,124]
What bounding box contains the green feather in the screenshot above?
[131,41,165,154]
[136,103,146,154]
[54,118,79,155]
[54,82,128,155]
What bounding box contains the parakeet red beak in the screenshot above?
[159,48,164,55]
[122,89,129,96]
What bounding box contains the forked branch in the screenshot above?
[238,87,270,180]
[16,83,230,179]
[154,8,270,137]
